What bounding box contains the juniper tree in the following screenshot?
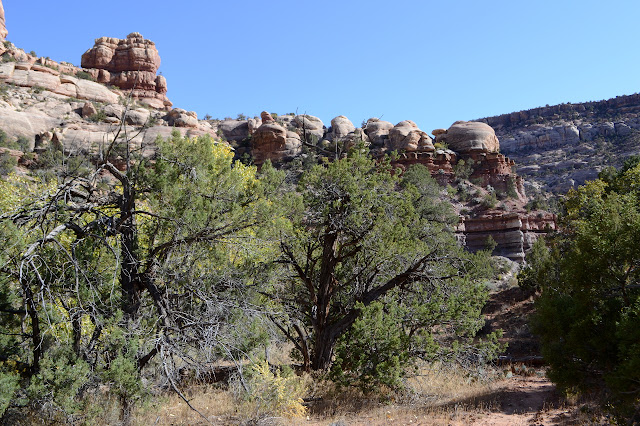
[0,130,282,420]
[267,151,498,373]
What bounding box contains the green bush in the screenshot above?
[526,162,640,419]
[330,301,411,392]
[481,192,498,209]
[75,70,95,81]
[0,151,17,175]
[454,158,474,181]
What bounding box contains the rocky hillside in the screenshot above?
[0,0,554,262]
[477,94,640,194]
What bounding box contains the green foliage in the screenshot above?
[330,301,411,392]
[0,372,19,417]
[0,131,285,420]
[526,160,640,418]
[27,347,91,415]
[506,176,519,198]
[75,70,95,81]
[269,154,499,376]
[1,53,16,63]
[88,110,107,123]
[454,158,474,181]
[481,191,498,209]
[0,151,17,175]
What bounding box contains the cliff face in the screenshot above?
[478,94,640,194]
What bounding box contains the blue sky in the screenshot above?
[4,1,640,132]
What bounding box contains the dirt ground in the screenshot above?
[142,284,612,425]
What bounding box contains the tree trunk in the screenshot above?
[120,183,141,320]
[311,326,338,371]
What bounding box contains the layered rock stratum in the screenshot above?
[81,33,171,109]
[478,94,640,194]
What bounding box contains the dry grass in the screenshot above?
[127,361,506,425]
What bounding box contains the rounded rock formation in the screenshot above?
[364,118,394,147]
[388,120,434,152]
[252,112,301,165]
[440,121,500,154]
[293,114,325,141]
[330,115,356,141]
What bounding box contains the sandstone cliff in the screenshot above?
[477,94,640,194]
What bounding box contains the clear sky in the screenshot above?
[4,1,640,132]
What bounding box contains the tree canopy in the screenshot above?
[0,131,281,421]
[523,157,640,418]
[265,151,499,379]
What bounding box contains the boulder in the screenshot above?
[292,114,324,141]
[252,112,301,164]
[364,118,394,146]
[82,102,97,118]
[330,116,355,141]
[124,108,151,126]
[260,111,275,124]
[388,120,434,152]
[441,121,500,154]
[166,108,198,128]
[220,120,250,142]
[247,117,262,135]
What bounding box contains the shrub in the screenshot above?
[0,152,16,175]
[481,192,498,209]
[88,111,108,123]
[526,165,640,419]
[237,361,307,419]
[75,70,95,81]
[331,301,411,392]
[506,176,519,198]
[454,158,474,181]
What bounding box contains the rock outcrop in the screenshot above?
[0,0,7,40]
[329,116,356,141]
[364,118,393,147]
[437,121,500,153]
[388,120,434,152]
[458,212,556,262]
[477,93,640,193]
[292,114,325,142]
[0,60,120,104]
[81,33,171,109]
[251,111,301,165]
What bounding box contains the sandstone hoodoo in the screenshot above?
[364,118,394,147]
[81,33,171,109]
